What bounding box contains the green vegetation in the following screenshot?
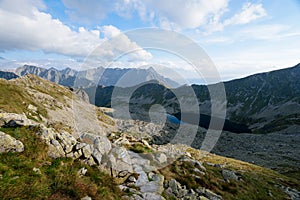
[159,147,300,200]
[0,79,47,118]
[0,126,123,200]
[125,143,153,154]
[160,158,299,200]
[96,108,115,126]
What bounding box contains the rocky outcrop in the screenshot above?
[0,113,38,127]
[0,131,24,153]
[163,178,222,200]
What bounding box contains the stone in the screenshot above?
[178,187,189,198]
[204,189,222,200]
[285,187,300,200]
[81,196,92,200]
[118,170,130,178]
[109,146,133,173]
[194,168,206,176]
[142,193,164,200]
[179,156,206,171]
[33,167,41,175]
[78,167,87,176]
[199,196,210,200]
[131,194,144,200]
[168,179,182,196]
[155,153,167,164]
[135,169,149,187]
[27,104,38,113]
[76,142,87,150]
[50,139,65,156]
[0,113,37,127]
[140,179,164,194]
[80,132,111,155]
[37,125,56,143]
[81,145,93,159]
[0,131,24,153]
[222,169,239,182]
[164,187,175,197]
[127,175,137,183]
[92,149,102,165]
[56,131,77,152]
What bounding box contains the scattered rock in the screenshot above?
[142,192,164,200]
[222,169,239,182]
[140,174,164,194]
[127,175,137,183]
[155,153,167,164]
[204,189,223,200]
[285,187,300,200]
[33,167,41,175]
[81,195,92,200]
[27,104,38,113]
[78,167,87,176]
[0,131,24,153]
[0,113,37,127]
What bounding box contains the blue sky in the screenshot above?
[0,0,299,83]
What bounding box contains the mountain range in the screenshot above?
[13,64,179,88]
[1,63,300,134]
[0,72,299,200]
[84,63,300,134]
[0,71,19,80]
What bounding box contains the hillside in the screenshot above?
[0,75,300,199]
[87,63,300,134]
[0,73,299,199]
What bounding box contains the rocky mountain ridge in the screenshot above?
[87,63,300,134]
[13,64,179,88]
[0,73,299,199]
[0,71,18,80]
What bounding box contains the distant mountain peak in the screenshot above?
[13,64,180,88]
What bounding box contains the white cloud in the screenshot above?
[224,3,266,25]
[206,2,267,33]
[0,0,152,61]
[61,1,267,33]
[61,0,229,30]
[139,0,229,29]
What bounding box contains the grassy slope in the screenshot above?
[0,126,122,200]
[159,147,300,200]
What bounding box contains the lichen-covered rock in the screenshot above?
[0,131,24,153]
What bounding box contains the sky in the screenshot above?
[0,0,299,84]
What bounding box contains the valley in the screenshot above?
[0,64,299,199]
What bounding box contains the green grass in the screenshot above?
[0,79,47,118]
[159,148,300,200]
[0,126,123,200]
[125,143,153,154]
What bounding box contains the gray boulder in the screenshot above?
[80,132,111,155]
[0,131,24,153]
[0,113,37,127]
[222,169,239,182]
